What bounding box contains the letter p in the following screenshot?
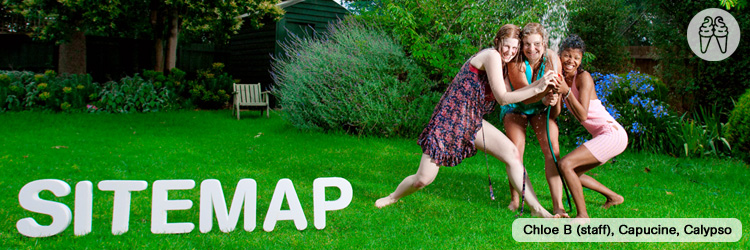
[313,177,352,230]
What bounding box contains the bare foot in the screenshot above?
[553,209,569,218]
[553,213,570,218]
[530,208,554,218]
[375,195,397,208]
[508,200,519,211]
[602,194,624,209]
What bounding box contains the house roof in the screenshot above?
[239,0,343,19]
[239,0,303,19]
[278,0,306,9]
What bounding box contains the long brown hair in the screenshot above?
[493,24,521,51]
[492,24,521,74]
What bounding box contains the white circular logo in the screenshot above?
[687,8,741,61]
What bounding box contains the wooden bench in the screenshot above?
[233,83,269,119]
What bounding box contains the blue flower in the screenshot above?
[650,104,668,118]
[638,83,654,94]
[630,121,642,134]
[640,97,651,108]
[605,105,621,120]
[629,96,641,106]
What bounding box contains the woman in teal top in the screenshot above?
[503,23,568,217]
[501,58,552,116]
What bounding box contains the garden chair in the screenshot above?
[233,83,270,119]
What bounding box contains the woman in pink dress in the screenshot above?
[552,35,628,218]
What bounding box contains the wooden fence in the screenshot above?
[0,33,230,82]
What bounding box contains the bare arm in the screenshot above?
[565,72,595,122]
[480,52,556,106]
[549,92,563,119]
[507,61,548,104]
[508,50,562,104]
[548,51,564,119]
[550,49,562,75]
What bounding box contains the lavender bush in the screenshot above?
[271,17,440,137]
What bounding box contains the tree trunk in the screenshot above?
[58,31,86,74]
[150,7,165,73]
[165,8,180,72]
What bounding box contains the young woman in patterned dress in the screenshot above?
[375,24,561,218]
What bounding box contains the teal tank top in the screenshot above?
[499,56,548,118]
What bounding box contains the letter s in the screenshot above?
[17,179,72,237]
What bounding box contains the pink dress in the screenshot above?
[564,73,628,162]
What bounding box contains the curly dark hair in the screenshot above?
[559,34,586,55]
[559,34,587,73]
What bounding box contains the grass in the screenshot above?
[1,110,748,249]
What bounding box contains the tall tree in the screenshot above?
[150,0,284,73]
[5,0,282,74]
[353,0,547,85]
[3,0,139,74]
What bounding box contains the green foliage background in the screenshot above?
[0,64,236,113]
[566,0,633,73]
[726,88,750,161]
[633,0,750,112]
[2,0,283,44]
[354,0,549,87]
[272,18,439,138]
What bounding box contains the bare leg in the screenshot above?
[579,174,624,208]
[375,154,440,208]
[476,120,552,218]
[530,115,566,217]
[503,113,528,211]
[559,145,603,218]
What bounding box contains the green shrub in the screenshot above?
[668,105,732,158]
[272,18,440,137]
[355,0,547,87]
[726,88,750,162]
[564,71,734,159]
[143,68,190,109]
[567,71,673,152]
[0,71,24,111]
[23,71,58,110]
[644,0,750,112]
[47,73,99,112]
[567,0,633,73]
[186,63,233,110]
[0,70,100,112]
[97,75,172,113]
[0,71,41,111]
[1,66,230,113]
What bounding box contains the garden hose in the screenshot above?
[482,131,495,201]
[547,106,573,214]
[517,165,528,217]
[482,118,526,217]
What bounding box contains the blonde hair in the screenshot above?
[518,23,553,75]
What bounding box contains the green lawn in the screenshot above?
[1,110,748,249]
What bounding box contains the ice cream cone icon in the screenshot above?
[714,16,729,53]
[699,16,714,53]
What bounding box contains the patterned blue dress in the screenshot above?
[418,53,496,167]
